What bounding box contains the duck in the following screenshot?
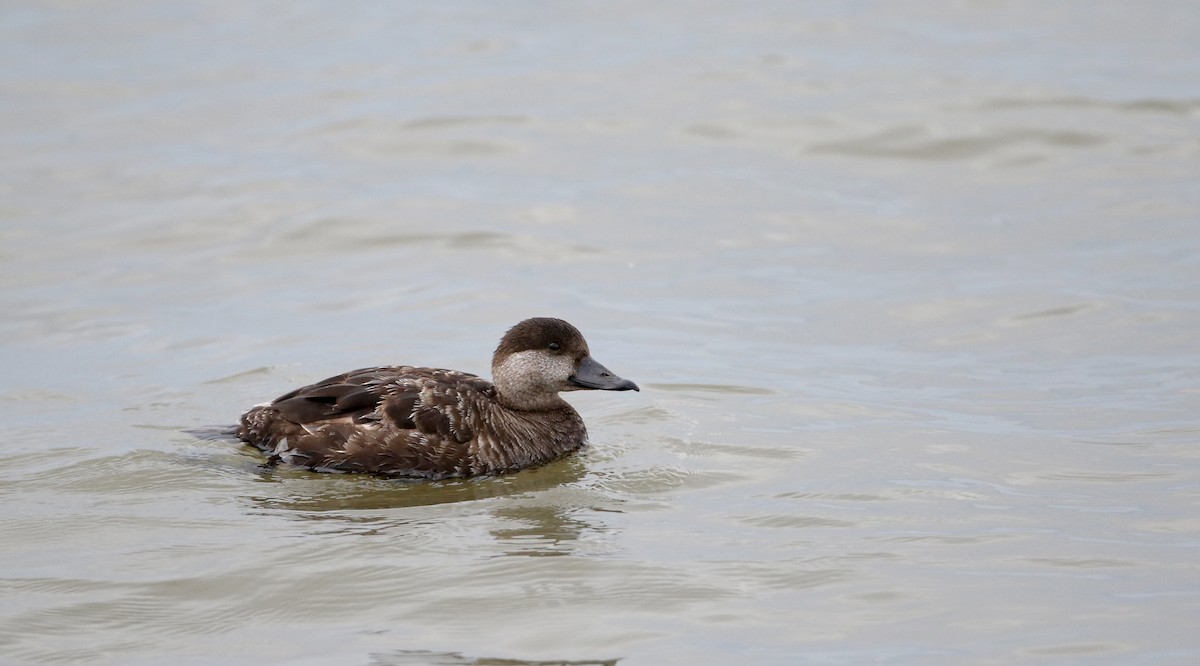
[236,317,638,478]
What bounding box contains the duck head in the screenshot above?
[491,317,639,411]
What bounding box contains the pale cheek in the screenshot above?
[494,351,575,395]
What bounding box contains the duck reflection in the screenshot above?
[488,504,593,558]
[236,455,616,557]
[240,454,588,512]
[370,650,618,666]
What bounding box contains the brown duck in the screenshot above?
[237,317,638,478]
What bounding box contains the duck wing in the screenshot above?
[267,366,402,425]
[238,366,497,477]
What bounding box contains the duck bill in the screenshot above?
[569,355,639,392]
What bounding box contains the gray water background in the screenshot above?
[2,2,1199,664]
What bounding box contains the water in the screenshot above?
[2,1,1199,664]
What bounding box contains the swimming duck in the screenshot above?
[236,317,638,478]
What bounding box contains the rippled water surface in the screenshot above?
[3,2,1199,664]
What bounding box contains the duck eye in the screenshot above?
[548,342,560,351]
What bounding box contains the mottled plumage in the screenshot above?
[236,318,638,478]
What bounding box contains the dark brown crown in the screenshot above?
[493,317,589,362]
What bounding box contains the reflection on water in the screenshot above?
[241,456,590,513]
[489,505,597,558]
[372,651,618,666]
